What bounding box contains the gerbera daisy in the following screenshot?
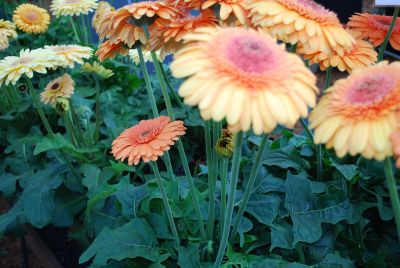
[390,130,400,168]
[95,39,129,62]
[249,0,354,55]
[111,116,186,165]
[129,47,163,65]
[202,0,249,25]
[81,61,114,79]
[44,45,93,68]
[0,48,62,86]
[310,61,400,160]
[298,30,377,73]
[41,74,75,105]
[92,1,115,31]
[0,20,17,51]
[171,0,203,9]
[13,3,50,34]
[51,0,99,17]
[171,27,318,135]
[150,9,218,57]
[348,13,400,50]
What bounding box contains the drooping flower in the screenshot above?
[129,47,163,65]
[13,3,50,34]
[216,129,234,158]
[95,39,129,62]
[150,9,218,57]
[92,1,115,31]
[44,45,93,68]
[171,27,318,135]
[202,0,249,25]
[348,13,400,50]
[81,61,114,79]
[310,61,400,160]
[54,97,70,113]
[390,130,400,168]
[51,0,99,17]
[0,48,62,86]
[111,116,186,165]
[249,0,354,55]
[40,74,75,105]
[298,30,377,73]
[0,20,17,51]
[170,0,203,9]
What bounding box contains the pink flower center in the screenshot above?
[225,36,275,74]
[370,16,400,33]
[65,0,82,4]
[25,11,38,22]
[136,127,161,144]
[347,74,394,105]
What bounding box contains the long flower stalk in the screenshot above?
[205,120,215,239]
[93,75,101,142]
[218,157,229,241]
[383,158,400,241]
[63,112,78,147]
[160,63,185,108]
[378,7,400,61]
[69,16,81,44]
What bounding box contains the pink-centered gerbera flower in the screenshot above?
[95,39,129,62]
[111,116,186,165]
[202,0,249,25]
[390,130,400,168]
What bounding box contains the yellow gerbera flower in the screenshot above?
[0,20,18,51]
[81,62,113,79]
[51,0,99,17]
[44,45,93,68]
[0,48,62,86]
[13,3,50,34]
[129,48,163,65]
[310,62,400,160]
[92,1,115,31]
[171,27,318,135]
[41,74,75,105]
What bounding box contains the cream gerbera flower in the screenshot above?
[13,3,50,34]
[129,47,163,65]
[310,62,400,160]
[81,62,113,79]
[0,20,18,51]
[0,48,62,86]
[41,74,75,105]
[44,45,93,68]
[51,0,99,17]
[171,27,318,135]
[92,1,115,31]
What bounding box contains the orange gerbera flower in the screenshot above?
[390,130,400,168]
[202,0,249,25]
[348,13,400,50]
[95,39,129,62]
[298,30,377,73]
[171,27,318,135]
[111,116,186,165]
[150,9,218,57]
[310,61,400,160]
[249,0,354,55]
[97,1,180,48]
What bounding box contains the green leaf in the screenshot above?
[51,189,86,227]
[0,201,23,236]
[270,222,294,250]
[331,161,358,181]
[245,193,280,226]
[317,253,355,268]
[114,176,149,218]
[79,218,159,265]
[82,164,114,197]
[0,172,18,197]
[177,244,201,268]
[263,146,310,171]
[250,259,311,268]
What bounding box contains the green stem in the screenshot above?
[86,118,93,146]
[69,16,81,44]
[214,132,244,268]
[323,66,332,92]
[94,75,101,142]
[63,113,78,147]
[378,7,400,61]
[144,25,206,240]
[80,15,89,45]
[219,157,229,241]
[150,162,180,247]
[205,120,215,239]
[229,134,268,243]
[69,101,88,147]
[160,63,185,109]
[383,158,400,241]
[299,118,314,147]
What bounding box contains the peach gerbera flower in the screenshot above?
[202,0,249,25]
[310,61,400,160]
[390,130,400,168]
[13,3,50,34]
[95,39,129,62]
[92,1,115,31]
[150,9,218,57]
[298,30,377,73]
[171,27,318,135]
[348,13,400,50]
[112,116,186,165]
[45,45,93,68]
[249,0,354,56]
[41,74,75,105]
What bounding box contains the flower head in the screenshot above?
[171,27,318,135]
[54,97,70,113]
[92,1,115,31]
[129,47,163,65]
[310,62,400,160]
[298,29,377,73]
[150,9,218,57]
[81,61,114,79]
[0,48,62,86]
[0,20,17,51]
[249,0,354,55]
[390,130,400,168]
[13,3,50,34]
[216,129,234,158]
[51,0,99,17]
[112,116,186,165]
[96,39,129,62]
[44,45,93,68]
[348,13,400,50]
[202,0,250,25]
[41,74,75,105]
